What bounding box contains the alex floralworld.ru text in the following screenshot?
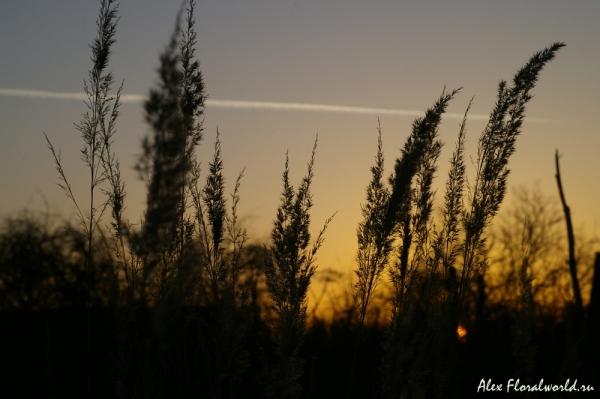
[478,379,594,393]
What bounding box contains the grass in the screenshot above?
[263,136,335,399]
[351,44,567,399]
[3,0,599,397]
[43,1,121,396]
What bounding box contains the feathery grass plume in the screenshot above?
[386,87,460,315]
[347,120,391,398]
[420,98,471,359]
[380,88,460,399]
[422,104,473,382]
[130,1,205,307]
[419,100,473,399]
[106,2,206,394]
[189,132,243,303]
[459,42,565,312]
[354,121,391,328]
[379,44,565,398]
[100,149,142,311]
[175,8,207,390]
[432,99,471,280]
[264,136,335,399]
[112,4,213,396]
[391,105,451,399]
[96,48,136,307]
[385,88,461,305]
[179,0,205,149]
[43,1,121,397]
[133,15,189,302]
[122,14,201,398]
[188,131,250,398]
[177,0,205,267]
[408,115,443,281]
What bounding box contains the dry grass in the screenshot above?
[20,1,593,396]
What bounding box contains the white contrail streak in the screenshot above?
[0,88,145,103]
[0,88,548,122]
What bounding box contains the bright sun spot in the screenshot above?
[457,325,467,342]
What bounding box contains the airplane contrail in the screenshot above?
[0,88,548,122]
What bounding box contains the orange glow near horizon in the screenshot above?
[457,325,467,342]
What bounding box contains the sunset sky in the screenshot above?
[1,1,599,305]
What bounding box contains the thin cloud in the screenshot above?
[0,87,548,122]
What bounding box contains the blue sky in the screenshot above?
[1,0,599,283]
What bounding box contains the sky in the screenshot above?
[1,0,599,308]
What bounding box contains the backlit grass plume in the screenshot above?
[379,88,460,399]
[43,1,122,397]
[376,43,565,399]
[459,42,566,310]
[37,2,570,395]
[264,136,335,399]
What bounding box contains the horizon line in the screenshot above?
[0,87,549,122]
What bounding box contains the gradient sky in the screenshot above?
[1,1,599,304]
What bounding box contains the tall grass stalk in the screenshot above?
[347,121,391,398]
[111,5,204,395]
[386,88,460,308]
[39,2,570,393]
[134,24,188,301]
[354,121,391,330]
[459,42,566,313]
[264,136,335,399]
[189,131,249,398]
[178,0,205,271]
[371,43,564,398]
[432,98,470,284]
[122,17,186,399]
[380,88,460,399]
[44,1,121,397]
